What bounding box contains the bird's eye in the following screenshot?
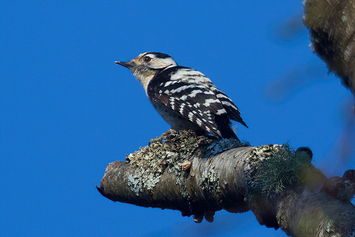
[143,56,151,62]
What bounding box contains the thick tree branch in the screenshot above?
[97,131,355,236]
[303,0,355,108]
[97,1,355,236]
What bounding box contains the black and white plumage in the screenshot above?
[115,52,247,139]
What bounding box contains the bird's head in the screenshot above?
[115,52,177,86]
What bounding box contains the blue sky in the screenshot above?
[1,1,354,236]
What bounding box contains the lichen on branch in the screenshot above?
[97,130,355,236]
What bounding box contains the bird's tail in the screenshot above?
[215,115,240,141]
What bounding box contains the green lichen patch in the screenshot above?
[126,130,214,171]
[198,165,224,204]
[125,130,215,195]
[250,143,317,196]
[125,130,248,196]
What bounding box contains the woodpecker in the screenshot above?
[115,52,248,139]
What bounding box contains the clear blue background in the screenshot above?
[1,1,354,236]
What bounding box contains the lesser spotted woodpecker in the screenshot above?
[115,52,248,139]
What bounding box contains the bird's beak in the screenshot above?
[115,60,136,70]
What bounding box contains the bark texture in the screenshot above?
[97,1,355,235]
[303,0,355,106]
[97,131,355,236]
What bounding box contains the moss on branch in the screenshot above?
[97,130,355,236]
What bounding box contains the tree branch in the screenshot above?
[97,130,355,236]
[97,1,355,236]
[303,0,355,108]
